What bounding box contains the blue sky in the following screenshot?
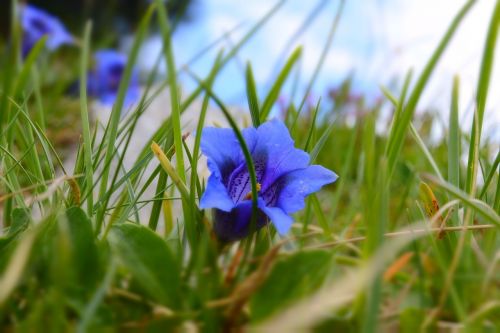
[135,0,499,138]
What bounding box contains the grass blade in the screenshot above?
[260,46,302,121]
[465,0,500,195]
[246,63,261,127]
[79,22,94,216]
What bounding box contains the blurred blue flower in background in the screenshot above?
[20,5,74,57]
[200,119,337,242]
[87,49,140,109]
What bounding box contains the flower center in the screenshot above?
[227,157,266,203]
[243,182,261,200]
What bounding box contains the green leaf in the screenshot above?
[65,207,99,288]
[108,222,181,308]
[250,250,333,321]
[8,208,31,236]
[0,208,31,254]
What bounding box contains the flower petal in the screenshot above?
[201,126,257,184]
[21,5,74,55]
[212,201,268,242]
[276,165,338,214]
[258,202,294,235]
[253,119,310,190]
[199,173,234,212]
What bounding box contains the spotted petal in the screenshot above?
[201,126,257,184]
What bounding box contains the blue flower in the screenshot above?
[20,5,74,57]
[87,50,141,108]
[200,119,338,242]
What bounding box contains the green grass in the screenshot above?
[1,1,500,331]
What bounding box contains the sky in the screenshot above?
[135,0,499,140]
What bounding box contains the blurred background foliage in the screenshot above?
[0,0,196,42]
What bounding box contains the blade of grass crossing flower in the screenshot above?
[80,22,94,216]
[465,0,500,195]
[260,46,302,122]
[246,63,261,127]
[95,5,154,233]
[386,0,475,177]
[188,73,260,233]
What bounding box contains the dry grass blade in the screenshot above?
[0,230,36,305]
